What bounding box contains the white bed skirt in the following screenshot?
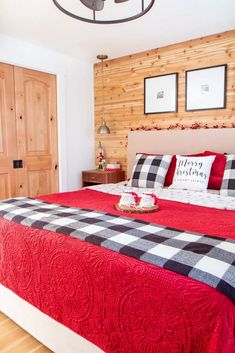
[0,284,105,353]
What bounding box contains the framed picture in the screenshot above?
[144,73,178,114]
[185,64,227,111]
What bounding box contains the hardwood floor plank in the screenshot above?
[0,312,52,353]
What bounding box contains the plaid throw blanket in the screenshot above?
[0,197,234,302]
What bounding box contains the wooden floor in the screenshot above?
[0,312,53,353]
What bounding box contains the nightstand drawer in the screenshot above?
[83,171,106,184]
[82,169,125,187]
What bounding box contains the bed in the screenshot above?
[0,129,235,353]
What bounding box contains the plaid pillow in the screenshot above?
[128,154,172,188]
[220,154,235,197]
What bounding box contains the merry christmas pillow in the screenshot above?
[170,155,215,192]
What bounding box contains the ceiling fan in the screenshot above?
[52,0,155,24]
[80,0,129,11]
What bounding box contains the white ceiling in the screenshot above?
[0,0,235,62]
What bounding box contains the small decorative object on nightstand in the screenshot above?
[82,169,125,188]
[97,141,106,170]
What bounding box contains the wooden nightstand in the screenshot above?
[82,169,125,188]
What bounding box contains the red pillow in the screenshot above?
[164,153,204,186]
[164,155,177,186]
[203,151,226,189]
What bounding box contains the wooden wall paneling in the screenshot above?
[14,67,58,197]
[94,30,235,175]
[0,63,18,199]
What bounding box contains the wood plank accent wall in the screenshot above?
[94,30,235,174]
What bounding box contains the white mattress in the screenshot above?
[87,182,235,210]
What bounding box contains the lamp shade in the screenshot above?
[97,120,110,134]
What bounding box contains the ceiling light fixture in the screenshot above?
[52,0,155,25]
[97,54,110,135]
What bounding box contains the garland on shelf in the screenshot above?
[129,122,235,132]
[124,122,235,147]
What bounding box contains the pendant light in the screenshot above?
[97,54,110,135]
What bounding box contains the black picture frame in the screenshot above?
[144,73,178,114]
[185,64,227,111]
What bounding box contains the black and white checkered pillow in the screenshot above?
[128,154,172,188]
[220,154,235,197]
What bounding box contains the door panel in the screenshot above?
[14,67,58,197]
[28,171,50,197]
[26,156,52,171]
[0,63,18,199]
[25,80,50,153]
[0,97,4,152]
[0,174,10,199]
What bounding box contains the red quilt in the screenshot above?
[0,189,235,353]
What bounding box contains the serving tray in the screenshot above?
[115,203,159,214]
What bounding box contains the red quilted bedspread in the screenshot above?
[0,189,235,353]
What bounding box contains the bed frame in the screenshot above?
[1,128,235,353]
[0,284,104,353]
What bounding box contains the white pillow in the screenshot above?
[170,155,215,192]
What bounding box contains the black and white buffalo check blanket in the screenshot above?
[0,197,234,302]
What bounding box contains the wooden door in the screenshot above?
[14,67,58,197]
[0,63,18,199]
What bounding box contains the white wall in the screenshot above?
[0,34,94,192]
